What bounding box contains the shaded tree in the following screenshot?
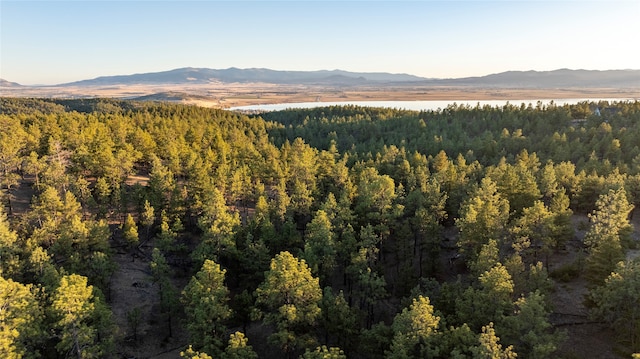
[500,290,563,358]
[456,263,514,331]
[303,210,336,285]
[471,322,517,359]
[591,260,640,351]
[223,331,258,359]
[150,248,179,337]
[320,287,357,353]
[300,345,346,359]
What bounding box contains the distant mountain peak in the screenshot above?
[60,67,428,87]
[28,68,639,88]
[0,78,22,87]
[446,69,640,88]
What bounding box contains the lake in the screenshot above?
[231,98,636,112]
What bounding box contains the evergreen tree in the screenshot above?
[140,199,155,241]
[510,201,554,265]
[456,263,514,330]
[472,322,517,359]
[547,189,574,251]
[387,295,440,358]
[150,248,179,337]
[0,207,20,278]
[320,287,357,353]
[193,186,240,265]
[500,290,563,358]
[0,276,43,359]
[300,346,347,359]
[223,331,258,359]
[436,324,477,359]
[181,259,232,356]
[303,210,336,285]
[470,239,500,277]
[457,178,510,262]
[52,274,114,359]
[180,345,213,359]
[486,158,541,217]
[255,251,322,356]
[585,188,633,283]
[122,213,139,255]
[591,260,640,351]
[0,117,26,215]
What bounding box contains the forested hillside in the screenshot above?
[1,97,639,358]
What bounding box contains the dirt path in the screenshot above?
[550,213,640,358]
[110,249,188,358]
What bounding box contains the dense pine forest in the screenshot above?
[1,97,640,359]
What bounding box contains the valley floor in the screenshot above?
[2,83,638,108]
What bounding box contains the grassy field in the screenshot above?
[2,82,638,108]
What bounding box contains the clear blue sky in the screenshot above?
[1,0,638,85]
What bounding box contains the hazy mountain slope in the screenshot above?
[435,69,640,88]
[0,78,22,87]
[62,67,426,86]
[12,68,639,88]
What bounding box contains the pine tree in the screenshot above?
[255,251,322,356]
[591,260,640,351]
[193,186,240,265]
[122,213,139,255]
[150,248,179,337]
[387,295,440,358]
[320,287,357,352]
[180,345,213,359]
[140,199,155,241]
[52,274,114,359]
[501,290,563,358]
[0,207,20,278]
[457,178,510,262]
[0,276,43,359]
[585,188,633,283]
[181,259,232,356]
[303,210,336,284]
[300,346,347,359]
[456,263,515,330]
[472,322,517,359]
[223,331,258,359]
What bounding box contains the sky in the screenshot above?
[1,0,639,85]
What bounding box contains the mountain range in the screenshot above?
[60,67,426,86]
[2,68,639,88]
[0,79,22,87]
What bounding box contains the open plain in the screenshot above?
[2,82,638,108]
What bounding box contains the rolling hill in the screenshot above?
[61,67,427,86]
[439,69,640,88]
[3,68,638,89]
[0,78,22,87]
[55,67,640,88]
